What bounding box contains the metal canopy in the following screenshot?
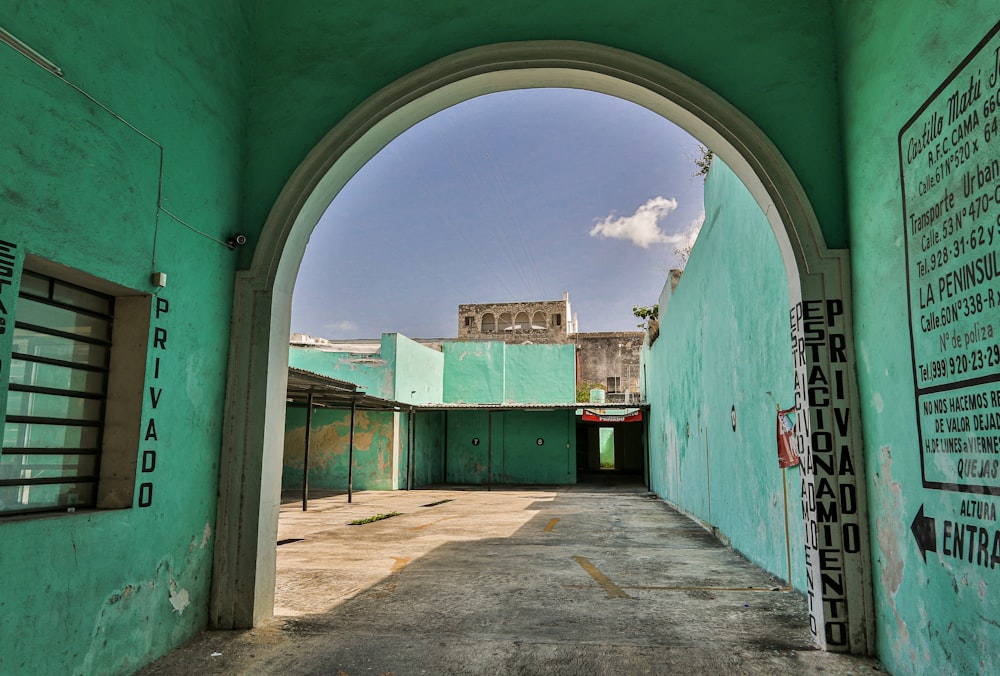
[286,367,650,413]
[285,367,397,410]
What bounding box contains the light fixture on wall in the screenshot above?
[225,233,248,249]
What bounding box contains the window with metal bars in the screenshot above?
[1,270,113,515]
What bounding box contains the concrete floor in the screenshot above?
[140,480,884,675]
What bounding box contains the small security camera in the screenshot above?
[226,233,248,249]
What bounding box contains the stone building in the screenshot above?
[6,5,997,674]
[456,294,642,402]
[575,332,643,403]
[458,292,578,342]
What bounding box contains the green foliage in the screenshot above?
[693,143,714,181]
[349,511,401,525]
[576,382,606,402]
[633,304,659,329]
[632,304,659,321]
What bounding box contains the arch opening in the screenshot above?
[214,40,873,655]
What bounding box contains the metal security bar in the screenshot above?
[1,270,113,516]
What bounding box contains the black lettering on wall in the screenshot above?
[901,21,1000,495]
[139,296,170,508]
[791,295,864,647]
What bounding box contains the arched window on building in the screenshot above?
[514,311,529,330]
[498,312,514,331]
[531,311,546,329]
[481,312,496,332]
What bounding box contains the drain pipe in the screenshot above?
[302,391,313,511]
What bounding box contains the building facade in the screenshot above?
[575,332,643,403]
[457,294,643,401]
[457,293,577,342]
[3,4,999,674]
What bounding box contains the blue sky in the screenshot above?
[291,88,706,339]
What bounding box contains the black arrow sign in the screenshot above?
[911,504,937,563]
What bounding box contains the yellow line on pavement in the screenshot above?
[572,556,632,599]
[390,557,410,572]
[544,518,559,532]
[408,516,457,531]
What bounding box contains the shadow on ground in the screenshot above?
[139,483,883,675]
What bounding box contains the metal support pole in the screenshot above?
[348,395,356,504]
[302,391,313,511]
[409,408,417,490]
[405,408,412,491]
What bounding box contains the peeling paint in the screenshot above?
[107,585,137,606]
[873,444,913,664]
[168,586,190,614]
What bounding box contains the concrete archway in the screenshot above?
[211,41,874,654]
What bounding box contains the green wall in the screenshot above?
[4,3,997,673]
[290,334,443,404]
[443,341,575,404]
[642,160,803,590]
[445,410,576,484]
[443,342,506,403]
[834,4,1000,672]
[289,338,395,400]
[0,3,249,674]
[243,0,847,253]
[445,410,491,483]
[283,407,398,491]
[413,411,446,487]
[504,344,576,403]
[599,428,615,468]
[393,334,445,405]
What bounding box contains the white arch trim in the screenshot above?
[254,41,832,302]
[213,40,871,654]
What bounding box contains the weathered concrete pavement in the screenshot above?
[139,480,884,675]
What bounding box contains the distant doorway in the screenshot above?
[576,413,644,480]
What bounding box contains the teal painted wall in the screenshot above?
[445,410,575,484]
[599,428,615,468]
[393,334,445,405]
[413,411,446,487]
[243,0,847,253]
[290,335,443,404]
[289,339,395,400]
[834,4,1000,673]
[443,342,506,403]
[445,410,490,483]
[5,3,997,673]
[502,411,576,484]
[0,3,250,674]
[643,160,803,590]
[443,341,575,404]
[504,344,576,403]
[283,407,397,491]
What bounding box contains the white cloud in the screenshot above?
[589,197,684,248]
[323,320,359,335]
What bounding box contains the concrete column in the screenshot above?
[210,274,288,629]
[791,259,875,654]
